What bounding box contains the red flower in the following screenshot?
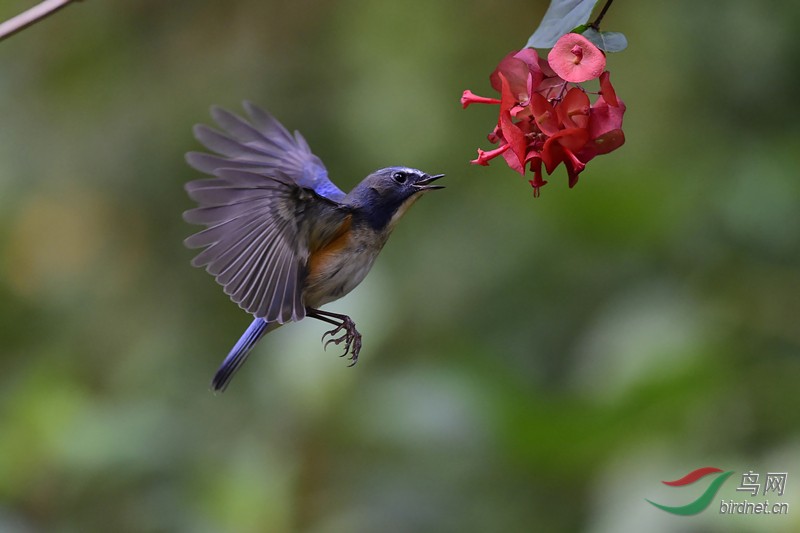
[462,33,625,196]
[547,33,606,83]
[461,90,500,108]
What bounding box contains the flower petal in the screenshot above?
[491,56,530,103]
[599,71,618,107]
[513,48,544,93]
[588,96,626,140]
[577,129,625,163]
[530,93,560,136]
[500,111,528,170]
[501,145,526,174]
[558,87,590,129]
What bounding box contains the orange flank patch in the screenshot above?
[307,215,352,279]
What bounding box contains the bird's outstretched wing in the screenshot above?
[184,169,339,322]
[186,102,346,202]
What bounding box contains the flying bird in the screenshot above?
[183,102,444,391]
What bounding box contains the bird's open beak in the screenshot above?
[414,173,445,191]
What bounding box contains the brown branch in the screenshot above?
[0,0,81,43]
[589,0,614,31]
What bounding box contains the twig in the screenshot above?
[0,0,81,43]
[589,0,614,31]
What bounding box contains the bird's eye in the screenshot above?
[392,171,407,184]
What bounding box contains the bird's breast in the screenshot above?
[303,221,387,308]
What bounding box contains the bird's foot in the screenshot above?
[321,315,362,366]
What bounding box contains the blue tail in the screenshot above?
[211,318,270,392]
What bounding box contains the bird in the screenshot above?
[183,102,444,392]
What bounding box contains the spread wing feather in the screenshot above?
[187,102,346,202]
[184,167,340,322]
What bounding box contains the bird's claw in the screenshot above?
[321,315,362,365]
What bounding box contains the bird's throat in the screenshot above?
[385,194,422,234]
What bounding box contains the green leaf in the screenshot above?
[582,28,628,52]
[526,0,599,49]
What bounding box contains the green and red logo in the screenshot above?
[646,467,734,515]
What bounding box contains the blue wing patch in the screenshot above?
[186,102,346,202]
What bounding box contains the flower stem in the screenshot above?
[589,0,614,31]
[0,0,81,43]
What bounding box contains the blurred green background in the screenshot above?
[1,1,799,532]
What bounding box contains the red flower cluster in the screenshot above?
[462,33,625,196]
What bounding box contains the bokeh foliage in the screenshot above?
[0,1,799,532]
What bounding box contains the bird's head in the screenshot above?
[345,167,444,232]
